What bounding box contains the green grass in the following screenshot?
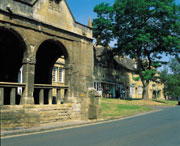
[101,98,177,119]
[152,99,178,106]
[101,101,152,119]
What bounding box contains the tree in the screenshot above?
[93,0,180,99]
[160,58,180,99]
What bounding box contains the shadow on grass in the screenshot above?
[152,99,166,104]
[103,98,142,101]
[125,98,142,101]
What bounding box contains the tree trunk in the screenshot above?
[142,84,149,100]
[138,70,149,100]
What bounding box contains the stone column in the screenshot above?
[57,89,61,104]
[39,89,44,105]
[0,87,4,105]
[20,57,36,104]
[10,88,16,105]
[48,89,52,105]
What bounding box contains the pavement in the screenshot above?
[0,105,174,138]
[1,120,97,137]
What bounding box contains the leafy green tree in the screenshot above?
[160,58,180,99]
[93,0,180,99]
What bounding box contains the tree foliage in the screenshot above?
[160,58,180,99]
[93,0,180,99]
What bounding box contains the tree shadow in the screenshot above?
[125,98,142,101]
[152,99,166,104]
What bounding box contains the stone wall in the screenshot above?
[0,103,81,130]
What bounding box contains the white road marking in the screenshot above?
[1,109,162,139]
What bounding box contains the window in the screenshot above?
[52,67,58,82]
[94,82,97,90]
[59,68,64,83]
[130,86,135,95]
[94,82,102,91]
[17,66,23,95]
[18,66,23,83]
[97,82,102,91]
[138,86,142,94]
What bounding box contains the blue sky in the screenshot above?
[66,0,180,26]
[66,0,113,25]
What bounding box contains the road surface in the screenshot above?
[2,106,180,146]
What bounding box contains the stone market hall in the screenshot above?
[0,0,101,129]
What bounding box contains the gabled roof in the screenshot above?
[114,56,135,71]
[94,44,135,71]
[94,43,112,57]
[94,45,107,57]
[0,0,92,38]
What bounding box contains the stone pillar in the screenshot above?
[20,57,36,104]
[0,88,4,105]
[88,88,102,120]
[57,89,61,104]
[48,89,52,105]
[10,88,16,105]
[39,89,44,105]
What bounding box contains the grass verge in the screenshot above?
[101,98,177,119]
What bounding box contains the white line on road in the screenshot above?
[1,109,162,139]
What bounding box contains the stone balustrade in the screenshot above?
[0,82,68,105]
[34,84,68,105]
[0,82,25,105]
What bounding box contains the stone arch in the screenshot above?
[35,39,69,84]
[0,27,27,82]
[34,39,70,104]
[0,27,27,105]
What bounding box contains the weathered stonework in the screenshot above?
[88,88,102,120]
[0,104,82,129]
[0,0,101,129]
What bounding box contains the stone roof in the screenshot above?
[94,44,111,57]
[94,44,135,71]
[114,56,135,71]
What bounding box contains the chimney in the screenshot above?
[88,16,92,28]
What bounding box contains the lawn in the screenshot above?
[101,98,177,119]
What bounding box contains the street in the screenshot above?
[2,106,180,146]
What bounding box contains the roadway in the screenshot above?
[2,106,180,146]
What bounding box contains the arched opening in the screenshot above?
[0,27,26,105]
[34,40,69,104]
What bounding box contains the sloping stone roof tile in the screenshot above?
[94,44,135,71]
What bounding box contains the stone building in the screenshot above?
[93,44,134,99]
[93,45,164,99]
[129,73,164,99]
[0,0,101,129]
